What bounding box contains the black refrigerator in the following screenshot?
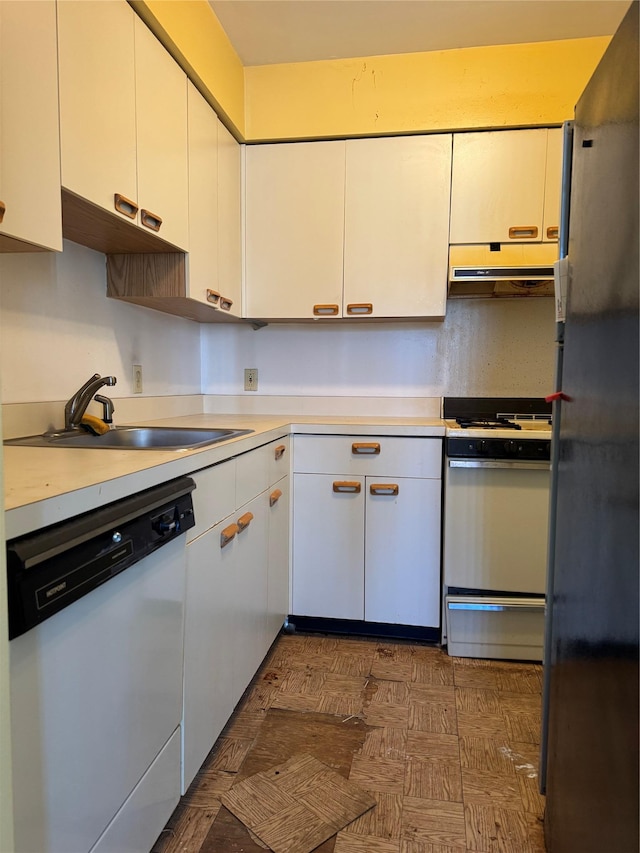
[542,3,639,852]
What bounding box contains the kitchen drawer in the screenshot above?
[188,459,236,541]
[445,595,545,662]
[236,437,290,507]
[293,435,442,478]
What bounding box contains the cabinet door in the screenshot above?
[217,122,243,316]
[267,476,290,643]
[449,129,548,244]
[58,0,137,220]
[183,519,237,791]
[232,494,269,698]
[0,0,61,252]
[365,477,441,627]
[543,128,563,243]
[186,82,218,305]
[292,474,364,619]
[245,141,346,319]
[344,135,451,318]
[134,16,188,250]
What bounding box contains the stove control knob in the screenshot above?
[475,440,488,454]
[504,440,518,456]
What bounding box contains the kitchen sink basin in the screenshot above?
[4,426,254,451]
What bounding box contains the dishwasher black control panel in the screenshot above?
[6,476,196,640]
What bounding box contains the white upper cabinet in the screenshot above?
[0,0,62,251]
[58,0,138,219]
[244,141,346,319]
[344,135,452,318]
[245,136,452,320]
[134,16,188,250]
[217,121,242,316]
[543,127,563,242]
[58,0,188,251]
[185,82,218,306]
[450,128,553,244]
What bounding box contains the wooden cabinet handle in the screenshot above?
[352,442,381,455]
[113,193,138,219]
[346,303,373,315]
[313,304,339,316]
[220,522,239,548]
[546,226,559,240]
[0,200,6,223]
[237,511,254,531]
[333,481,361,493]
[369,483,399,496]
[274,444,286,460]
[206,290,232,311]
[270,488,282,507]
[140,209,162,232]
[508,226,539,239]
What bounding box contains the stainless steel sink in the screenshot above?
[4,426,254,451]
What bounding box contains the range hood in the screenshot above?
[448,244,558,298]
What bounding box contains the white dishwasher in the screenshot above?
[6,477,195,853]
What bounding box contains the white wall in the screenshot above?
[0,241,556,409]
[0,240,201,404]
[201,298,556,399]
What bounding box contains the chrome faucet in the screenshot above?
[64,374,117,431]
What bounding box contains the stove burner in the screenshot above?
[455,417,522,430]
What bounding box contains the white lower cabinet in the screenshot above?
[182,440,290,791]
[182,515,236,790]
[292,473,365,620]
[267,477,291,641]
[230,492,269,699]
[292,436,442,628]
[365,476,441,627]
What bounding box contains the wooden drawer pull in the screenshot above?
[237,511,254,531]
[346,303,373,315]
[313,304,339,316]
[140,209,162,232]
[206,289,221,307]
[333,481,361,493]
[508,225,539,239]
[369,483,399,496]
[0,200,6,223]
[352,442,381,455]
[220,522,239,548]
[220,296,233,311]
[546,226,559,240]
[113,193,138,219]
[270,488,282,507]
[274,444,286,460]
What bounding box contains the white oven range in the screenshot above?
[442,397,552,661]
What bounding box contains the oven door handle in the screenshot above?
[446,596,545,613]
[448,459,550,470]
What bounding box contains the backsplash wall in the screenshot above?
[201,298,556,399]
[0,241,201,404]
[0,239,556,412]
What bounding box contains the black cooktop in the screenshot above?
[454,417,522,430]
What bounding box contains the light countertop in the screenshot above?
[4,413,445,538]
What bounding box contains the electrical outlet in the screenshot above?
[244,368,258,392]
[133,364,143,394]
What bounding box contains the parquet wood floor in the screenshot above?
[153,634,546,853]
